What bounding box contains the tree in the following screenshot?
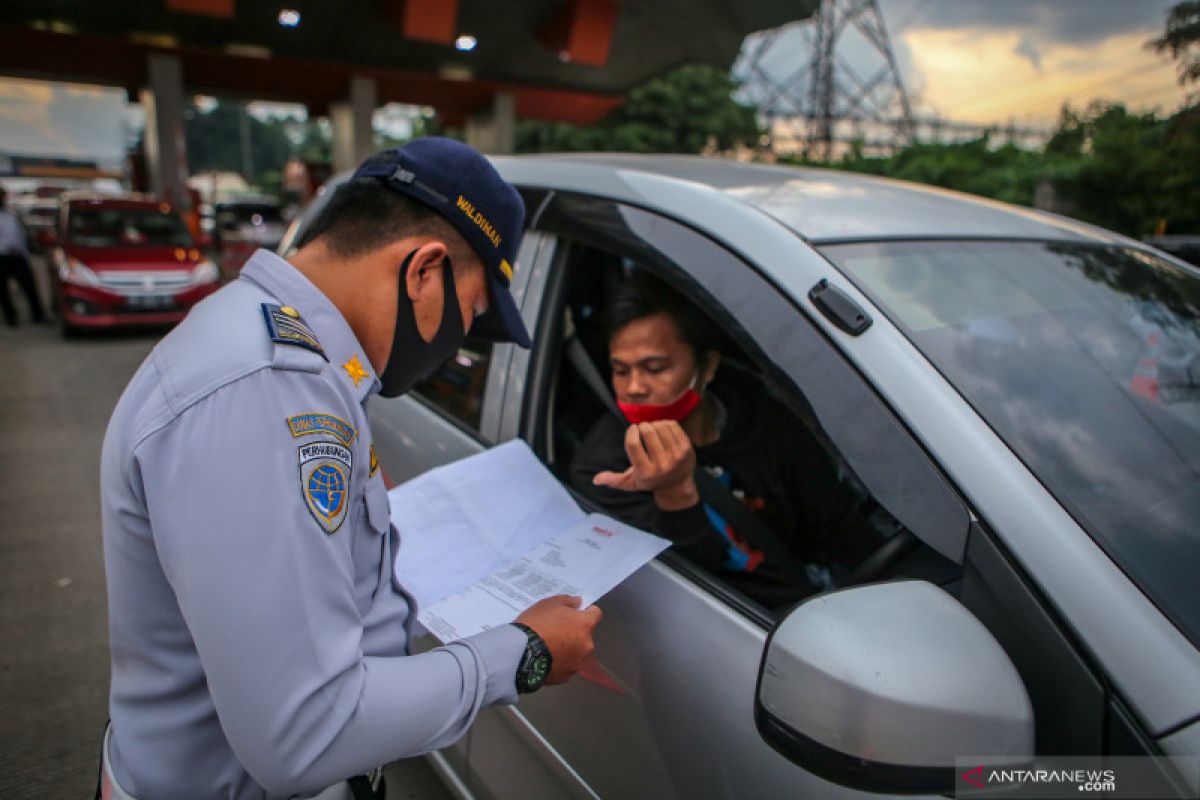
[184,101,293,192]
[516,65,762,154]
[1149,1,1200,88]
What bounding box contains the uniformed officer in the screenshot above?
[99,138,601,799]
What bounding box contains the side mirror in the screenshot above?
[756,580,1033,794]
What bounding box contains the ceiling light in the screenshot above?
[278,9,301,27]
[455,35,477,52]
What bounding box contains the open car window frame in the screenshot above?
[524,191,971,617]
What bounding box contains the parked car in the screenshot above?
[52,194,220,334]
[13,195,61,252]
[213,197,287,277]
[279,156,1200,799]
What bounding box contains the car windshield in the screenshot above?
[68,206,193,248]
[821,240,1200,647]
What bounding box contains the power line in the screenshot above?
[739,0,916,158]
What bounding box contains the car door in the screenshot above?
[459,191,973,799]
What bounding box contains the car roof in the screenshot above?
[493,153,1135,247]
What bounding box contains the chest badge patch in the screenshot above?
[369,443,380,478]
[343,354,370,387]
[299,441,353,534]
[287,413,357,447]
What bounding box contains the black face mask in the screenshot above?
[378,250,464,398]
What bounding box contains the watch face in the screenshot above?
[529,653,550,686]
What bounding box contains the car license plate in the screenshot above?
[127,295,173,310]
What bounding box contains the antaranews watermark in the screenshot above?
[955,756,1199,799]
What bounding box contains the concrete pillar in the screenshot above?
[466,92,515,155]
[331,76,378,173]
[141,53,191,210]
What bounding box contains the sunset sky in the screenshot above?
[885,0,1188,124]
[0,0,1192,161]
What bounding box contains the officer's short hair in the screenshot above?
[298,168,466,261]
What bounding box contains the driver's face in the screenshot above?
[609,312,698,405]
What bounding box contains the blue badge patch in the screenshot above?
[287,413,357,447]
[298,441,353,534]
[263,303,327,360]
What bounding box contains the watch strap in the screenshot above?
[512,622,553,694]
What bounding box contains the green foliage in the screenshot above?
[783,134,1063,207]
[184,103,294,191]
[1046,102,1198,236]
[288,119,331,163]
[1149,1,1200,87]
[780,100,1200,237]
[516,65,762,154]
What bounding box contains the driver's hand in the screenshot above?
[593,421,700,510]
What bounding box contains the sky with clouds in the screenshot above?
[0,0,1192,162]
[881,0,1187,123]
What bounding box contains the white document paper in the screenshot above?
[389,440,669,643]
[418,513,669,643]
[390,440,586,609]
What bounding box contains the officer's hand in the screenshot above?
[515,595,602,685]
[593,421,700,510]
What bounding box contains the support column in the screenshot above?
[465,93,515,155]
[141,53,190,210]
[331,76,378,173]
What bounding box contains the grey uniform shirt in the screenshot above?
[0,209,29,256]
[101,249,525,799]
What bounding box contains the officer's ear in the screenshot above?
[404,241,449,304]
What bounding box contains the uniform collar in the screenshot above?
[239,249,381,402]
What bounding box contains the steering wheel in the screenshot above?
[846,529,920,585]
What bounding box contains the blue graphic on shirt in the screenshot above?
[701,470,764,573]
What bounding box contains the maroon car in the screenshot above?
[52,195,220,334]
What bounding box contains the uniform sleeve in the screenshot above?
[134,365,525,796]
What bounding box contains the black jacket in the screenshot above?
[569,374,877,602]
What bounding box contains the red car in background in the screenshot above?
[51,194,220,334]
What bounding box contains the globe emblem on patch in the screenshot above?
[307,464,346,519]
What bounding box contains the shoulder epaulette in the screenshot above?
[261,303,327,361]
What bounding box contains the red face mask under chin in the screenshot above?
[618,389,702,424]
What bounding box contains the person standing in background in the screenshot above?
[0,187,48,327]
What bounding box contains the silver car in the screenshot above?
[281,155,1200,799]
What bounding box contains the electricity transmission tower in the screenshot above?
[736,0,916,159]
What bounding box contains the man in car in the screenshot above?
[100,139,601,800]
[570,274,880,606]
[0,187,47,327]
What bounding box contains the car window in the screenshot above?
[529,193,969,612]
[411,338,494,432]
[823,239,1200,649]
[68,205,193,248]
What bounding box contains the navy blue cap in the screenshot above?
[352,138,531,349]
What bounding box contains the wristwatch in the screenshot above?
[512,622,553,694]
